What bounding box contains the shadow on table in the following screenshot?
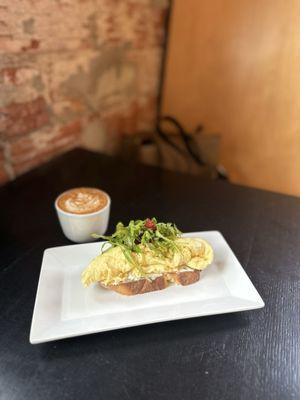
[36,311,251,361]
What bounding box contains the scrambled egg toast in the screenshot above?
[81,237,213,287]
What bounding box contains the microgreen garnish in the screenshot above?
[93,218,181,265]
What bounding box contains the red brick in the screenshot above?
[0,149,9,185]
[1,67,40,86]
[0,0,167,181]
[46,120,82,149]
[153,9,167,46]
[102,98,156,137]
[59,120,82,138]
[10,136,35,162]
[0,97,49,138]
[21,39,40,52]
[1,68,18,84]
[9,120,82,176]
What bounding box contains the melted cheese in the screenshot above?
[81,238,213,287]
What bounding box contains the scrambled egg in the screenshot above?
[81,238,213,287]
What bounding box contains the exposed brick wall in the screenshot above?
[0,0,168,185]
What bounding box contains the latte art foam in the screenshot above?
[57,188,108,214]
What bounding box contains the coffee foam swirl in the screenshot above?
[57,188,108,214]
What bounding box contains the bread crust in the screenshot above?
[168,270,200,286]
[101,269,200,296]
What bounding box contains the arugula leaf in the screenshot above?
[95,218,181,265]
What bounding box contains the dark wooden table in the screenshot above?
[0,148,300,400]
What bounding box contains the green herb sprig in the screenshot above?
[93,218,181,265]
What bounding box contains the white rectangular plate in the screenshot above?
[30,231,264,344]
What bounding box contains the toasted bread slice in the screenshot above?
[168,270,200,286]
[101,269,200,296]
